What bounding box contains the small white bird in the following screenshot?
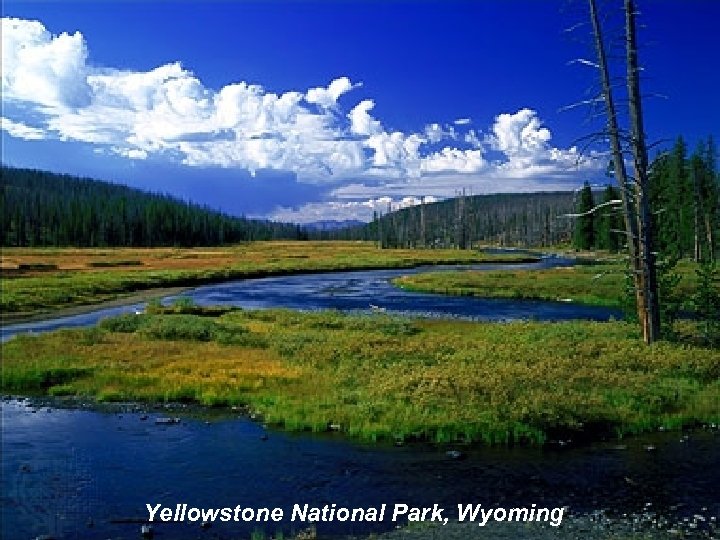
[369,304,386,313]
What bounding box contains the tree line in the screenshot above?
[573,137,719,262]
[650,137,718,263]
[0,166,305,247]
[579,0,719,344]
[572,183,624,252]
[329,192,579,249]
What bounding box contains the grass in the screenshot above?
[3,307,717,445]
[392,261,700,308]
[0,241,537,317]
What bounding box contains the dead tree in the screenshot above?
[692,163,702,262]
[455,189,468,249]
[587,0,661,343]
[625,0,661,342]
[420,197,427,248]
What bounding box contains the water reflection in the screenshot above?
[2,399,718,539]
[2,258,621,342]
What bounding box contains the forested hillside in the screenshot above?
[650,137,718,262]
[332,192,579,248]
[0,166,304,247]
[572,136,719,261]
[5,134,716,253]
[336,136,718,254]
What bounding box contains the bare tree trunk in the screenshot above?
[693,165,702,262]
[377,211,383,249]
[706,215,715,263]
[455,190,467,249]
[625,0,661,343]
[690,165,709,262]
[588,0,647,336]
[420,198,426,248]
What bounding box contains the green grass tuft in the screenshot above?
[3,309,717,445]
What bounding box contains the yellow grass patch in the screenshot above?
[2,241,533,317]
[6,309,716,444]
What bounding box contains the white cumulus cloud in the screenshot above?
[1,16,603,220]
[305,76,358,110]
[421,147,485,174]
[2,18,90,109]
[1,117,46,140]
[271,195,439,224]
[348,99,383,137]
[424,122,456,144]
[490,108,551,158]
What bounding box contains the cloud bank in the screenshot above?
[2,17,602,222]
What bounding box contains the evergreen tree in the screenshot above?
[0,166,303,247]
[573,182,595,250]
[694,260,720,345]
[332,192,579,248]
[668,137,693,258]
[649,136,719,263]
[698,137,718,262]
[596,185,623,252]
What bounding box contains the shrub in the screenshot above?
[170,296,196,313]
[139,315,218,341]
[78,326,107,345]
[3,365,92,391]
[145,298,164,314]
[214,327,268,348]
[376,317,422,336]
[694,261,720,345]
[48,384,77,396]
[99,313,147,333]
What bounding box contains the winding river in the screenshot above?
[2,257,718,539]
[1,256,619,342]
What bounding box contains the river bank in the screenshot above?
[3,250,717,539]
[392,260,701,309]
[1,241,539,319]
[346,511,718,540]
[3,397,718,540]
[0,286,192,326]
[3,306,718,445]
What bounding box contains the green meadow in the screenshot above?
[0,241,536,319]
[3,244,717,446]
[393,260,701,309]
[3,302,717,445]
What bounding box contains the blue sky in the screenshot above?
[2,1,718,223]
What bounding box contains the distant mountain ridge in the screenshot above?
[303,219,365,231]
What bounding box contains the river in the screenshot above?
[3,399,718,539]
[2,258,717,539]
[1,256,619,342]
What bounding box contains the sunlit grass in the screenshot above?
[393,261,699,308]
[3,327,299,406]
[3,308,717,444]
[0,241,536,316]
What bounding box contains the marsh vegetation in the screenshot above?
[3,301,717,445]
[393,260,701,309]
[0,241,534,319]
